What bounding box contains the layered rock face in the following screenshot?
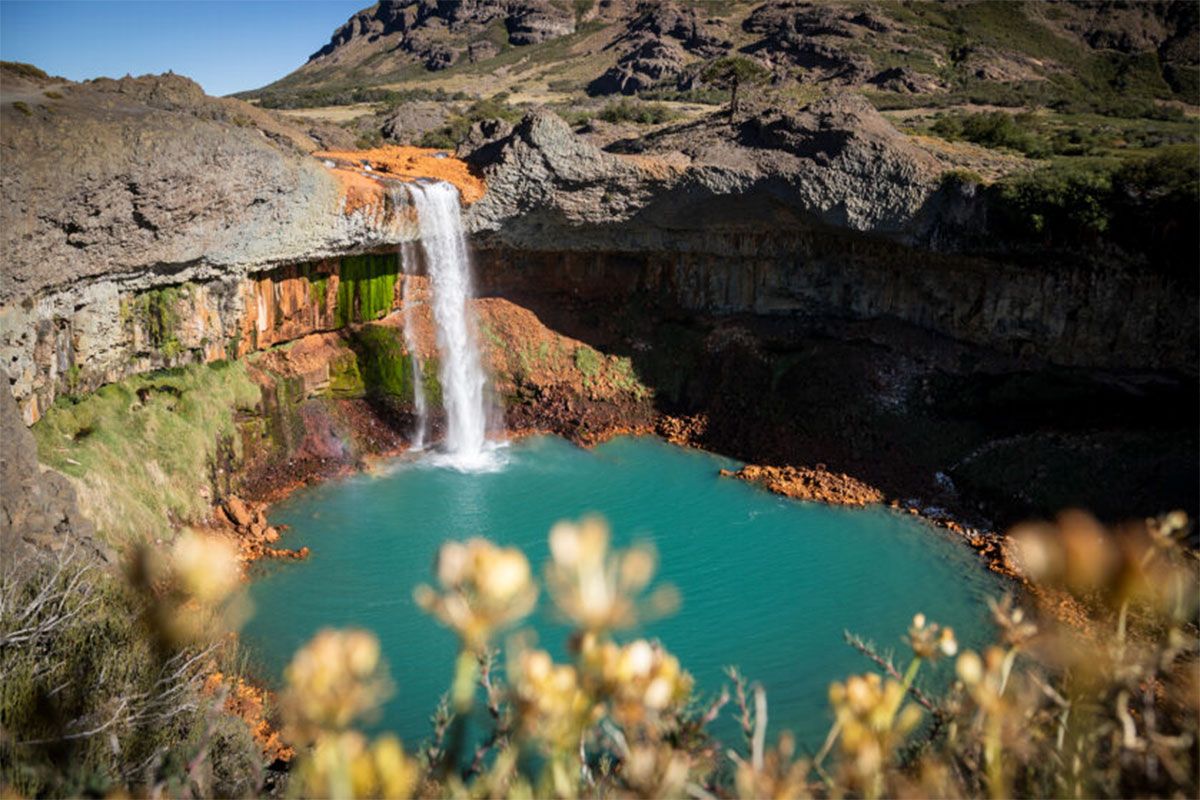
[461,103,1196,372]
[0,71,420,423]
[0,72,404,304]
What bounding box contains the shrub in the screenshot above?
[0,544,260,797]
[419,96,523,149]
[994,158,1116,235]
[597,99,679,125]
[990,147,1200,282]
[930,111,1049,157]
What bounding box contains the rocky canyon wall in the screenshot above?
[473,236,1197,374]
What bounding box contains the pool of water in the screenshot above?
[243,436,1001,749]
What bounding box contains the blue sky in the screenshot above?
[1,0,367,95]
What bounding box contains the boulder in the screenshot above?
[380,101,453,144]
[224,496,253,529]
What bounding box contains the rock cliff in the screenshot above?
[0,72,407,305]
[462,95,944,240]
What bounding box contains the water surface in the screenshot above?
[243,436,1000,749]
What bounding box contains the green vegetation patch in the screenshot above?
[419,95,524,149]
[597,99,680,125]
[573,345,603,380]
[924,108,1194,159]
[32,361,261,543]
[989,145,1198,284]
[347,325,441,406]
[335,254,399,327]
[128,283,192,359]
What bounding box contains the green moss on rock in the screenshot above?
[348,325,441,405]
[335,254,399,326]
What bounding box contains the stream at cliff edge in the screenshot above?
[242,435,1001,749]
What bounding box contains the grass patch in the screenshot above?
[32,361,261,543]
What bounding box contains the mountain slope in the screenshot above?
[241,0,1199,113]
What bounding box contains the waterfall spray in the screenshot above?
[408,180,499,469]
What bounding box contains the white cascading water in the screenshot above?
[398,239,429,450]
[407,180,499,469]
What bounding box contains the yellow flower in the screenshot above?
[828,673,922,794]
[579,636,693,729]
[906,613,958,661]
[734,732,812,800]
[955,646,1008,712]
[545,517,677,633]
[414,538,537,651]
[171,531,240,604]
[294,732,421,800]
[283,629,392,742]
[508,648,597,752]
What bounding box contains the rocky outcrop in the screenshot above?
[0,73,408,305]
[380,101,452,143]
[298,0,575,78]
[719,464,886,507]
[588,1,730,95]
[0,385,99,557]
[741,1,904,85]
[463,97,945,241]
[589,36,688,96]
[505,2,576,45]
[0,75,461,424]
[457,102,1195,372]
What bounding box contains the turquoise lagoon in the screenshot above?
[243,435,1001,749]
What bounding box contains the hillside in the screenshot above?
[241,0,1198,113]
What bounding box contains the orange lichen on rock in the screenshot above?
[720,464,886,507]
[325,165,390,218]
[314,145,486,205]
[203,671,294,763]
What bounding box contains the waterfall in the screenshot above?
[398,239,428,450]
[407,180,499,469]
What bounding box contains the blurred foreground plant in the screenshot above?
[215,510,1200,799]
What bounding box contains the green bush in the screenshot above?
[990,146,1199,283]
[597,99,679,125]
[931,110,1048,157]
[419,96,523,149]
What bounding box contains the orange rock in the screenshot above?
[314,145,486,206]
[224,496,252,528]
[203,671,294,763]
[722,463,885,507]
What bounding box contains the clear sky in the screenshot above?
[0,0,367,96]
